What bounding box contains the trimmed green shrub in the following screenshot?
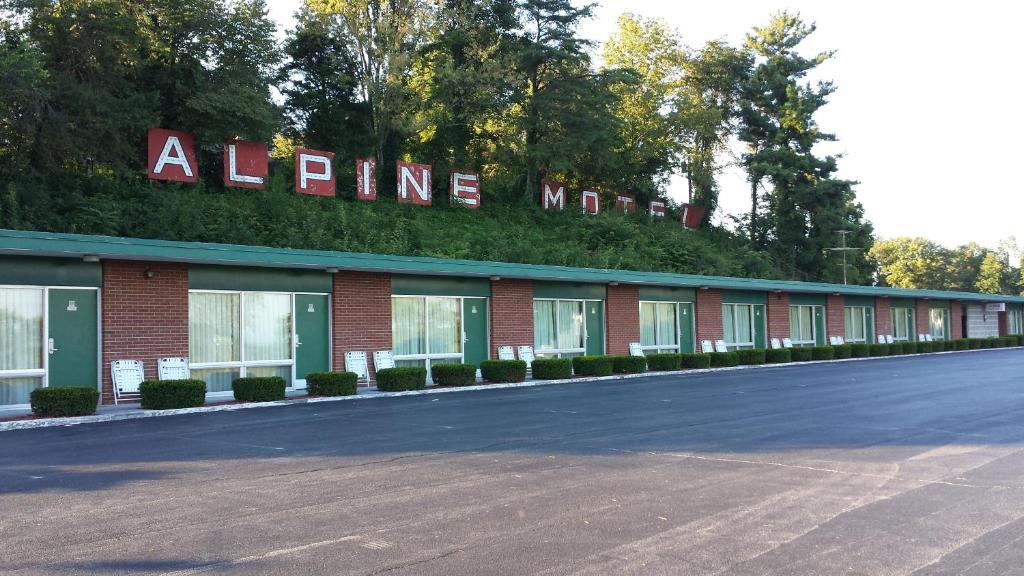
[735,349,766,365]
[790,347,813,362]
[937,340,951,351]
[850,343,871,358]
[232,376,286,402]
[680,353,711,369]
[833,344,852,359]
[902,341,918,354]
[1000,336,1016,348]
[480,360,527,383]
[572,355,614,377]
[139,379,206,409]
[645,353,682,371]
[985,337,1000,349]
[375,367,427,391]
[430,363,478,387]
[29,387,99,417]
[810,346,835,361]
[954,339,969,351]
[968,338,983,350]
[869,343,890,357]
[611,355,647,374]
[531,358,573,380]
[709,351,740,367]
[889,342,905,355]
[765,348,791,363]
[306,372,358,397]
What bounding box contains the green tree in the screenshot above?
[975,251,1007,294]
[869,237,948,289]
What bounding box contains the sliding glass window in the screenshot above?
[1009,308,1023,335]
[844,307,869,343]
[534,299,585,358]
[392,296,463,371]
[0,287,45,405]
[788,305,818,347]
[189,291,294,393]
[639,302,679,354]
[891,308,913,341]
[722,304,755,350]
[929,308,948,340]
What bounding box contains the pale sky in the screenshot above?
[266,0,1023,249]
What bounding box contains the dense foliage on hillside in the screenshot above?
[0,0,875,282]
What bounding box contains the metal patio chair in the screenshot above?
[628,342,644,357]
[516,346,535,372]
[345,351,369,384]
[372,350,395,373]
[497,346,515,361]
[770,338,782,349]
[158,357,189,381]
[886,335,895,344]
[714,340,729,353]
[700,340,714,353]
[782,338,793,349]
[111,360,145,405]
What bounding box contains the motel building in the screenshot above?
[1,228,1023,408]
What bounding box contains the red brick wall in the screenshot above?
[101,260,189,404]
[826,295,845,339]
[606,284,640,355]
[950,301,964,340]
[766,292,790,341]
[490,279,534,354]
[875,298,892,340]
[695,288,724,345]
[332,271,391,382]
[916,300,931,339]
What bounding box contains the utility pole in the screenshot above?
[828,230,862,285]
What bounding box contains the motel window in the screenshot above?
[844,307,870,343]
[0,287,45,405]
[639,302,679,354]
[1009,308,1023,335]
[788,305,819,347]
[534,299,585,358]
[722,303,756,350]
[891,308,913,341]
[929,308,948,340]
[189,291,294,393]
[392,296,463,371]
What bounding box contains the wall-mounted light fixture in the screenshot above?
[82,255,100,263]
[490,276,501,281]
[326,267,339,274]
[144,269,156,279]
[609,282,620,286]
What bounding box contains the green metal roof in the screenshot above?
[2,228,1023,304]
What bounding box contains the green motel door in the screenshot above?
[585,301,605,356]
[47,288,98,389]
[462,298,488,367]
[679,303,695,353]
[294,294,330,388]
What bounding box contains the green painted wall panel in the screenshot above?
[189,265,332,293]
[391,275,490,297]
[928,300,950,309]
[844,295,875,307]
[0,256,101,287]
[534,281,606,300]
[639,286,696,302]
[721,290,767,305]
[789,293,826,306]
[890,298,915,308]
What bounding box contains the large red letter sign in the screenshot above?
[681,203,705,229]
[541,180,566,211]
[294,148,335,196]
[148,128,197,183]
[614,192,636,214]
[396,161,432,205]
[356,157,376,201]
[450,171,481,208]
[223,140,268,189]
[649,200,666,219]
[581,189,600,215]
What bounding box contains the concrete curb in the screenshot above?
[2,346,1019,432]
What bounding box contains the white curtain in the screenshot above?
[930,309,946,339]
[558,301,583,350]
[190,368,239,394]
[243,293,292,361]
[393,297,425,356]
[189,293,240,363]
[0,288,43,371]
[640,303,656,347]
[247,364,292,385]
[427,297,460,354]
[656,303,677,348]
[533,300,557,351]
[723,305,735,344]
[892,309,907,340]
[844,308,854,341]
[736,305,752,344]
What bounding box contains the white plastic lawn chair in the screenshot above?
[782,338,793,349]
[925,334,934,342]
[714,340,729,353]
[373,350,395,373]
[836,336,845,345]
[886,335,895,344]
[629,342,644,357]
[345,351,369,384]
[700,340,713,353]
[158,357,189,381]
[516,346,535,371]
[770,338,782,349]
[877,335,886,344]
[111,360,145,405]
[497,346,515,360]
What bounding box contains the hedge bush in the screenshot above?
[572,355,614,377]
[645,353,682,371]
[790,347,813,362]
[612,355,647,374]
[765,348,791,363]
[953,339,969,351]
[1000,336,1017,348]
[480,360,527,383]
[532,358,573,380]
[735,349,766,365]
[680,353,711,369]
[810,346,834,361]
[29,387,99,417]
[139,379,206,409]
[709,351,739,367]
[232,376,286,402]
[376,367,427,391]
[833,344,852,359]
[984,337,1000,349]
[306,372,358,397]
[889,342,905,355]
[869,343,890,357]
[968,338,983,350]
[902,341,918,354]
[850,343,871,358]
[430,363,478,387]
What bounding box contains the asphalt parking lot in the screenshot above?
[2,349,1024,575]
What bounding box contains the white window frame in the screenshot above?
[391,295,466,373]
[0,284,102,408]
[929,308,948,341]
[533,298,592,358]
[722,303,758,351]
[844,306,870,344]
[789,305,820,347]
[638,301,689,354]
[891,307,912,341]
[1007,308,1022,335]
